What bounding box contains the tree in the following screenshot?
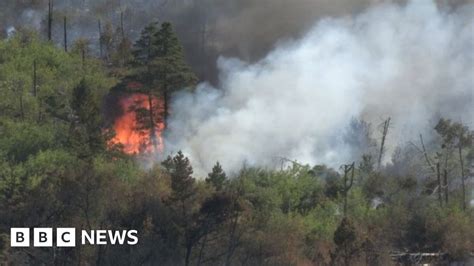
[206,161,227,190]
[132,22,159,68]
[153,22,197,129]
[162,151,195,201]
[435,119,473,211]
[377,117,391,169]
[132,22,197,140]
[196,193,233,265]
[72,38,90,67]
[162,151,198,266]
[63,16,68,52]
[100,22,116,62]
[47,0,53,41]
[115,37,133,68]
[333,217,359,266]
[70,79,108,158]
[341,163,355,216]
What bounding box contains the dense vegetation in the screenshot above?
[0,24,473,266]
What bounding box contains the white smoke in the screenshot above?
[165,0,474,175]
[6,26,15,37]
[20,9,43,30]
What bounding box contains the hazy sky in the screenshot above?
[2,0,471,81]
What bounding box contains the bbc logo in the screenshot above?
[11,228,76,247]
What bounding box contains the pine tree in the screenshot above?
[72,38,90,68]
[162,151,195,201]
[132,22,196,122]
[100,22,115,62]
[132,22,159,68]
[130,22,196,151]
[162,151,199,266]
[70,79,106,157]
[152,22,197,129]
[128,23,161,150]
[206,161,227,190]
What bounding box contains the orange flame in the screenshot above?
[110,93,165,154]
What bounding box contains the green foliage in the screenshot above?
[125,22,198,148]
[0,31,114,123]
[0,119,57,162]
[334,217,357,249]
[24,149,79,188]
[206,161,227,190]
[333,217,360,265]
[98,21,133,72]
[132,22,159,67]
[0,23,473,266]
[435,118,472,148]
[69,79,111,157]
[131,21,197,96]
[162,150,196,201]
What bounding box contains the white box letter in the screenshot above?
[34,228,53,247]
[57,228,76,247]
[11,228,29,247]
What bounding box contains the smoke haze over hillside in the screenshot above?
[164,0,474,174]
[2,0,472,82]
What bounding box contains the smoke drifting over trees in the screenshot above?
[165,1,474,174]
[2,0,471,82]
[1,1,474,265]
[1,0,472,174]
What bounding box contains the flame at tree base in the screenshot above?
[109,93,165,154]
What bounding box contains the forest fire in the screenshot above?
[110,93,165,154]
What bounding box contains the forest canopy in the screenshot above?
[0,4,473,266]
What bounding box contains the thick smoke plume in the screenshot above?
[165,0,473,175]
[0,0,379,81]
[3,0,472,175]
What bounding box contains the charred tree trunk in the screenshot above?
[377,118,391,169]
[98,19,103,58]
[63,16,68,52]
[33,60,37,97]
[81,48,85,69]
[184,244,192,266]
[443,169,448,205]
[196,232,208,266]
[420,134,436,173]
[459,145,466,211]
[120,11,125,40]
[19,91,24,120]
[14,80,25,120]
[48,0,53,41]
[163,90,169,130]
[147,93,158,152]
[225,184,243,266]
[342,163,355,216]
[225,209,239,266]
[436,163,442,207]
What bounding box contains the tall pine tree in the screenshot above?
[131,22,196,151]
[162,151,199,266]
[70,79,107,157]
[206,161,227,191]
[152,22,197,129]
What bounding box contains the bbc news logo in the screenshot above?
[11,228,138,247]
